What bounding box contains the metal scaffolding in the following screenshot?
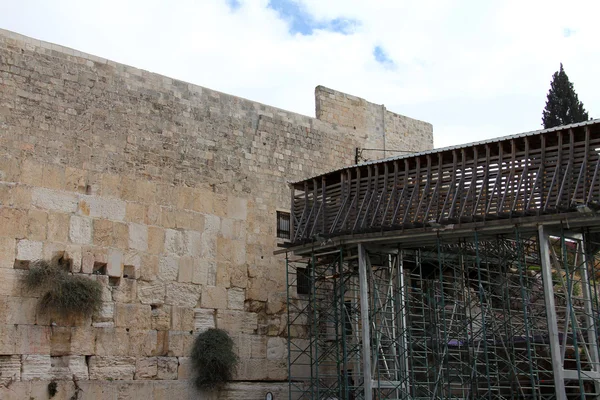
[286,227,600,399]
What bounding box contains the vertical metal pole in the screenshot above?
[358,244,373,400]
[398,250,410,394]
[576,233,600,393]
[538,225,567,400]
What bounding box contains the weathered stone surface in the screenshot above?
[70,327,95,355]
[177,356,191,380]
[16,325,51,354]
[0,296,37,325]
[0,237,16,269]
[112,277,137,303]
[267,336,287,360]
[79,195,126,221]
[95,327,129,356]
[193,308,215,332]
[227,288,245,310]
[50,326,72,356]
[107,248,123,277]
[158,255,178,281]
[15,239,43,261]
[69,215,92,244]
[129,223,148,252]
[171,306,194,331]
[200,286,227,309]
[49,355,89,380]
[21,354,52,380]
[129,329,158,356]
[0,355,20,385]
[94,302,114,323]
[134,357,157,380]
[115,303,151,329]
[156,356,178,380]
[32,188,78,213]
[0,269,25,297]
[88,356,136,380]
[165,282,201,307]
[47,212,70,243]
[151,305,171,331]
[216,310,258,334]
[138,281,166,305]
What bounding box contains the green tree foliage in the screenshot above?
[542,64,589,129]
[190,328,238,390]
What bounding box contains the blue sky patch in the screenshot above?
[226,0,241,11]
[268,0,358,35]
[563,27,575,38]
[373,46,394,68]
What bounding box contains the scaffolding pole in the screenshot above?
[358,243,373,400]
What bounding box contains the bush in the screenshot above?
[190,328,238,390]
[24,254,102,317]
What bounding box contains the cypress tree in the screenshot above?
[542,63,589,129]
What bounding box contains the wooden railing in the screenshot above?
[291,121,600,243]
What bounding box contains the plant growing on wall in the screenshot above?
[24,254,102,317]
[190,328,239,390]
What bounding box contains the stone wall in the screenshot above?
[315,85,433,160]
[0,28,433,399]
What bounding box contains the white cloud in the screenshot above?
[1,0,599,148]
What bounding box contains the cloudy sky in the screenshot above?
[2,0,599,148]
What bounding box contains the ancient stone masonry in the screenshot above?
[0,28,432,399]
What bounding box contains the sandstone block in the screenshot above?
[0,324,17,355]
[147,226,164,254]
[171,306,194,331]
[113,221,129,249]
[101,173,121,198]
[129,329,158,356]
[93,302,114,323]
[0,355,21,385]
[138,281,166,305]
[200,286,227,309]
[69,215,92,244]
[0,296,37,325]
[92,218,113,247]
[115,303,151,329]
[191,258,210,285]
[16,324,51,354]
[0,237,15,268]
[64,166,87,193]
[156,356,178,380]
[0,207,27,237]
[95,327,129,356]
[21,354,52,380]
[165,282,201,307]
[135,357,157,379]
[27,209,48,240]
[164,229,186,255]
[50,326,72,356]
[230,263,248,288]
[129,223,148,252]
[70,326,95,355]
[15,239,42,261]
[125,202,145,224]
[88,356,136,380]
[47,212,69,243]
[167,330,194,357]
[20,159,43,186]
[251,335,267,359]
[32,187,78,213]
[41,164,65,190]
[227,288,245,310]
[140,254,158,282]
[193,308,215,332]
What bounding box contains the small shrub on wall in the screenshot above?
[24,254,102,317]
[190,328,239,390]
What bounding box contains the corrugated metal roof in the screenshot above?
[292,118,600,184]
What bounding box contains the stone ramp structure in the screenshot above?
[0,28,432,399]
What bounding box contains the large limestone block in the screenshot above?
[47,212,70,243]
[128,223,148,252]
[158,255,178,281]
[165,282,201,307]
[21,354,52,380]
[193,308,215,332]
[79,195,126,221]
[134,357,157,379]
[200,286,227,309]
[70,326,95,355]
[107,249,123,277]
[112,278,137,303]
[227,288,245,310]
[0,296,37,324]
[50,326,72,356]
[167,331,195,357]
[156,356,178,380]
[88,356,136,380]
[128,329,158,356]
[16,325,51,354]
[114,303,151,329]
[0,208,27,238]
[15,239,43,261]
[171,306,194,331]
[49,355,89,380]
[147,226,165,254]
[177,356,191,380]
[216,310,258,334]
[32,187,78,213]
[95,327,129,356]
[115,381,155,400]
[0,237,15,268]
[220,382,288,400]
[227,197,247,220]
[267,337,287,360]
[138,281,166,305]
[151,305,171,331]
[234,358,286,381]
[0,355,21,385]
[69,215,92,244]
